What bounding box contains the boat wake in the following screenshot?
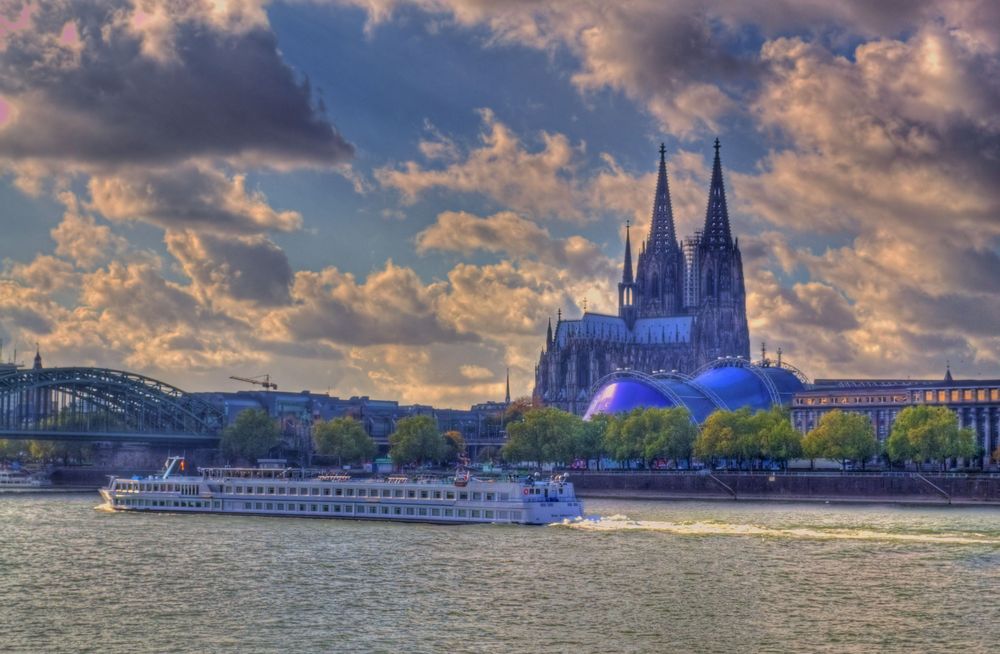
[552,515,1000,546]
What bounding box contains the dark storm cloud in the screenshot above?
[0,1,353,170]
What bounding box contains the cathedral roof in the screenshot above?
[553,313,693,347]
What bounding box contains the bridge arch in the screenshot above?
[0,367,223,442]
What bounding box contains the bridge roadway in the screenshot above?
[0,428,219,445]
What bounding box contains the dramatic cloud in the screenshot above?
[376,109,583,220]
[415,210,615,279]
[0,0,352,174]
[88,165,303,234]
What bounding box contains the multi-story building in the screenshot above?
[790,369,1000,466]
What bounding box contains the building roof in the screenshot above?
[554,312,693,346]
[583,360,805,423]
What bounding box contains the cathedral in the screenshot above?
[533,140,751,414]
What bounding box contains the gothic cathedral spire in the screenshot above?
[702,138,732,249]
[647,143,677,252]
[618,222,637,328]
[622,221,633,284]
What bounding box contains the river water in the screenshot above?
[2,494,999,653]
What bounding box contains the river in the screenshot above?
[2,494,998,653]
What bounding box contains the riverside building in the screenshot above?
[790,368,1000,467]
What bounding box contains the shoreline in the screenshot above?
[576,489,1000,508]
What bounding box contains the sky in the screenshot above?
[1,0,999,408]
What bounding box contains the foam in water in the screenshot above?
[553,515,1000,546]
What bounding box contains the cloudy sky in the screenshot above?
[1,0,998,407]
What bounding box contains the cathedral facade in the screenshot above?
[533,140,751,414]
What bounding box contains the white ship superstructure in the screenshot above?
[99,457,583,525]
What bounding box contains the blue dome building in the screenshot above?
[583,359,806,424]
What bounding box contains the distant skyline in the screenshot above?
[1,1,999,407]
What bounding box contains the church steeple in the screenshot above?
[647,143,677,252]
[33,344,42,370]
[622,221,633,284]
[702,138,732,249]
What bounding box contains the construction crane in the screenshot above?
[229,374,278,390]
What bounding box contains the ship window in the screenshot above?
[277,487,285,495]
[255,502,262,510]
[394,507,402,515]
[420,491,428,499]
[431,508,441,516]
[298,504,306,511]
[323,488,331,496]
[335,488,343,496]
[311,504,318,512]
[418,508,427,516]
[472,492,482,500]
[471,510,481,518]
[323,504,329,512]
[267,487,275,495]
[277,503,284,510]
[368,506,377,514]
[225,485,232,493]
[459,492,468,501]
[266,503,273,510]
[394,490,404,498]
[333,504,340,512]
[311,488,320,496]
[444,509,453,517]
[433,491,441,499]
[380,506,389,514]
[406,507,415,515]
[344,505,352,513]
[457,509,467,517]
[500,493,509,501]
[346,489,354,496]
[407,490,416,498]
[257,487,264,494]
[382,489,391,498]
[484,511,494,519]
[498,511,507,520]
[485,493,494,501]
[357,489,367,497]
[510,511,521,521]
[446,492,455,500]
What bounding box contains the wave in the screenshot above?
[553,515,1000,546]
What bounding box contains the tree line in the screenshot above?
[217,402,984,472]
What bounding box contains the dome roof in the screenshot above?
[583,362,805,424]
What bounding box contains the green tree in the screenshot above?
[804,410,877,469]
[389,415,446,466]
[602,409,646,466]
[502,407,582,466]
[888,405,976,470]
[753,407,802,468]
[443,430,467,463]
[220,408,281,463]
[312,417,376,466]
[694,408,755,467]
[577,414,610,468]
[642,407,698,467]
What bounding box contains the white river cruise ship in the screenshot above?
[99,457,583,525]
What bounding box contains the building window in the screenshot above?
[964,390,974,401]
[978,389,987,402]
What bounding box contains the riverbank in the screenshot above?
[570,471,1000,506]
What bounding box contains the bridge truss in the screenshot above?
[0,367,223,443]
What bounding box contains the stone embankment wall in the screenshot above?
[570,472,1000,505]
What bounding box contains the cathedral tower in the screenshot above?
[635,144,685,317]
[695,139,750,360]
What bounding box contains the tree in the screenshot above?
[443,430,466,463]
[577,414,610,468]
[220,408,281,463]
[502,407,582,466]
[804,410,877,469]
[694,408,754,467]
[504,396,537,424]
[312,417,376,466]
[888,406,976,470]
[389,415,446,466]
[642,407,697,467]
[602,409,645,466]
[753,407,802,469]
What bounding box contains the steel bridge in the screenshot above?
[0,367,223,444]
